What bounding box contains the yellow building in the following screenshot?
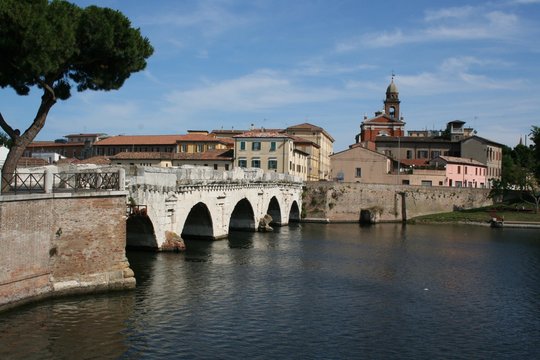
[233,131,308,180]
[284,123,334,180]
[176,131,233,153]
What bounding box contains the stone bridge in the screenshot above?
[126,166,303,250]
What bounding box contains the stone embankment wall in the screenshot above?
[302,182,493,222]
[0,192,134,312]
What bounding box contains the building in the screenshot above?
[0,146,9,168]
[356,78,405,143]
[92,135,186,156]
[110,149,234,170]
[461,136,503,183]
[331,144,394,183]
[31,152,65,164]
[24,140,86,159]
[283,123,334,180]
[233,131,308,180]
[429,155,487,188]
[330,143,447,186]
[352,79,503,187]
[176,131,233,153]
[372,136,460,164]
[24,133,108,160]
[288,135,321,182]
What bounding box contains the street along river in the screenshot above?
[1,223,539,359]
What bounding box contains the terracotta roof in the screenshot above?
[27,141,84,147]
[362,114,405,125]
[460,135,504,147]
[287,135,320,147]
[55,157,80,165]
[65,133,107,138]
[286,122,323,131]
[111,149,234,161]
[17,157,48,167]
[434,156,486,167]
[233,131,291,139]
[94,135,186,146]
[79,156,112,165]
[399,159,430,167]
[285,122,335,142]
[176,133,229,143]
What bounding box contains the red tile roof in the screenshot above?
[95,135,186,146]
[233,131,291,139]
[17,157,48,167]
[27,141,84,148]
[78,156,112,165]
[435,155,486,167]
[110,149,234,161]
[399,159,430,167]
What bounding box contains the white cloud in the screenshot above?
[336,6,521,50]
[294,60,377,77]
[143,1,253,37]
[424,6,475,21]
[396,56,525,96]
[165,70,346,114]
[510,0,540,4]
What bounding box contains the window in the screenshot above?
[208,144,215,150]
[268,159,278,170]
[197,144,204,152]
[252,142,261,151]
[270,142,276,151]
[431,150,440,158]
[213,164,218,170]
[181,144,187,152]
[240,141,246,151]
[417,150,428,159]
[465,166,468,175]
[402,179,410,185]
[251,158,261,168]
[421,180,432,187]
[225,164,230,171]
[406,150,412,159]
[238,158,247,168]
[355,167,362,178]
[457,166,461,174]
[456,181,462,187]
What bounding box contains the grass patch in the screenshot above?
[409,202,540,224]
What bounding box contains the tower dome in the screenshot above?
[386,79,398,94]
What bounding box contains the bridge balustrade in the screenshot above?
[1,169,124,195]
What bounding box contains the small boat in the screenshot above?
[490,217,504,228]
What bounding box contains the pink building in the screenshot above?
[429,156,487,188]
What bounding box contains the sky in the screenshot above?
[1,0,540,152]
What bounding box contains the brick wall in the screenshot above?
[0,192,134,311]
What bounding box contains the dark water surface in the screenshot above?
[1,223,539,359]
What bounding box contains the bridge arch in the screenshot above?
[289,200,300,222]
[182,202,214,239]
[267,196,282,226]
[126,210,158,250]
[229,198,256,231]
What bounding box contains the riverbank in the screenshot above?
[408,203,540,225]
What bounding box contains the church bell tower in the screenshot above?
[384,76,400,120]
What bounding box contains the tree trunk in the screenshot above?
[1,90,56,192]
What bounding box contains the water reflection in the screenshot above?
[1,223,539,359]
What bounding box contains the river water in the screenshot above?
[1,223,539,359]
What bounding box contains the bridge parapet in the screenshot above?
[126,165,303,188]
